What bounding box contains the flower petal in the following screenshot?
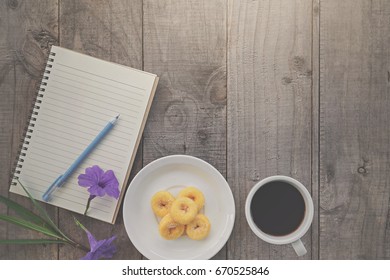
[104,184,120,199]
[77,173,95,187]
[100,170,118,185]
[80,235,117,260]
[94,236,117,259]
[87,165,104,182]
[100,170,120,199]
[87,184,106,197]
[77,219,117,260]
[78,165,104,187]
[85,230,98,251]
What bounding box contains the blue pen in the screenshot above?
[42,114,120,201]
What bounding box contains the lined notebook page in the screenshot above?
[10,46,158,223]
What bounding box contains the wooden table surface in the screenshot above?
[1,0,389,260]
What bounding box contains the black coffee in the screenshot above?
[250,181,305,236]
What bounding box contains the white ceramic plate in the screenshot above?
[123,155,235,260]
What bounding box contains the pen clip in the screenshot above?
[42,175,63,202]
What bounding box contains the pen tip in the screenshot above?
[116,114,120,119]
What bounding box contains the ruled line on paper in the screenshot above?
[23,162,65,176]
[35,124,102,143]
[28,150,124,171]
[30,144,125,167]
[42,100,116,119]
[42,107,136,131]
[23,168,65,182]
[38,114,135,140]
[36,162,124,181]
[34,123,130,149]
[49,84,142,111]
[33,139,130,158]
[45,91,140,119]
[33,127,131,153]
[40,117,132,142]
[49,193,112,214]
[49,82,143,109]
[39,189,112,214]
[50,74,144,102]
[27,151,125,172]
[29,139,125,173]
[32,132,129,155]
[33,140,126,163]
[38,114,135,137]
[56,63,146,93]
[42,97,139,119]
[40,100,137,129]
[25,155,67,170]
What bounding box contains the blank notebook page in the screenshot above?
[10,46,158,223]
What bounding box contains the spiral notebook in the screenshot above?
[10,46,159,224]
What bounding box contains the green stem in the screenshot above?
[83,195,96,215]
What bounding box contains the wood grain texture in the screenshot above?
[319,0,390,259]
[311,0,320,260]
[227,0,313,259]
[0,0,58,259]
[143,0,227,259]
[0,1,15,258]
[58,0,143,260]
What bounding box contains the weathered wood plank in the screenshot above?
[143,0,227,259]
[58,0,143,260]
[311,0,320,260]
[0,0,58,259]
[227,0,313,259]
[319,0,390,259]
[0,1,15,259]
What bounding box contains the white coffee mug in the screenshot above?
[245,175,314,256]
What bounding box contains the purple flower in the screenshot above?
[78,165,120,199]
[81,230,117,260]
[78,165,120,215]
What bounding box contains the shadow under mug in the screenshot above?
[245,175,314,256]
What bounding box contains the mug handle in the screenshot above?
[292,239,307,256]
